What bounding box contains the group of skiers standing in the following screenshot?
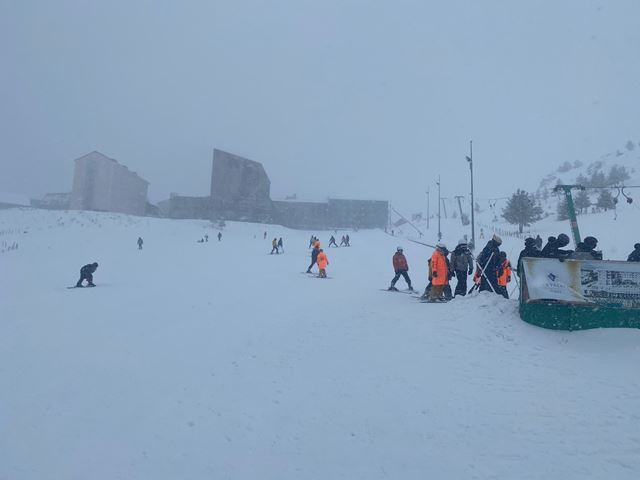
[270,237,284,254]
[388,234,513,302]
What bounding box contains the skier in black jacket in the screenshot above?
[628,243,640,262]
[517,238,540,277]
[75,262,99,287]
[307,245,321,273]
[476,235,502,293]
[541,233,573,259]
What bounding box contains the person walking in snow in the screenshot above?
[307,243,321,273]
[345,234,350,247]
[271,238,279,254]
[340,235,346,246]
[317,249,329,278]
[328,235,338,248]
[476,234,502,294]
[277,237,284,253]
[217,232,222,242]
[264,231,267,240]
[450,240,474,297]
[388,247,413,291]
[137,237,144,250]
[627,243,640,262]
[428,243,450,302]
[496,251,512,299]
[75,262,99,288]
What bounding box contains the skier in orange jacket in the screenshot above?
[428,243,450,302]
[497,251,512,299]
[317,249,329,278]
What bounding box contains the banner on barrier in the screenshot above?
[522,258,640,309]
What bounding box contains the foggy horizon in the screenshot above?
[1,0,639,212]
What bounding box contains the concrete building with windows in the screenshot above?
[163,148,388,229]
[69,151,149,216]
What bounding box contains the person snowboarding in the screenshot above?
[307,243,321,272]
[217,232,222,242]
[450,240,473,297]
[627,243,640,262]
[75,262,98,287]
[388,247,413,291]
[496,252,512,299]
[278,237,284,253]
[137,237,143,250]
[572,236,602,260]
[476,234,502,294]
[271,238,279,254]
[517,237,540,277]
[328,235,338,248]
[317,249,329,278]
[428,243,449,302]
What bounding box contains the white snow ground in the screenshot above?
[1,208,640,480]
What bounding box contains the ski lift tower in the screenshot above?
[553,184,585,247]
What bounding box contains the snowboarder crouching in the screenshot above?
[76,262,98,287]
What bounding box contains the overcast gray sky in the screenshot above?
[1,0,638,211]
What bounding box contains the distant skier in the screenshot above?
[278,237,284,253]
[572,236,602,260]
[137,237,143,250]
[388,247,413,291]
[317,249,329,278]
[271,238,279,254]
[307,243,321,273]
[450,240,473,297]
[496,251,512,299]
[428,243,449,302]
[204,234,209,242]
[264,231,267,240]
[217,232,222,242]
[534,234,543,250]
[340,235,347,246]
[627,243,640,262]
[328,235,338,247]
[75,262,98,288]
[345,234,350,247]
[517,237,540,277]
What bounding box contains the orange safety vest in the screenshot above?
[430,250,449,286]
[498,259,512,286]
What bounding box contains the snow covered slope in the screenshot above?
[1,208,640,480]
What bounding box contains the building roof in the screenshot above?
[74,151,149,184]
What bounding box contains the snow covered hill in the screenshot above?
[1,207,640,480]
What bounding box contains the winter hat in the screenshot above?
[397,246,403,252]
[492,234,502,245]
[635,243,640,250]
[583,236,598,247]
[436,242,448,251]
[92,262,99,267]
[524,237,536,246]
[457,239,467,246]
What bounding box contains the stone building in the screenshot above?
[69,151,149,216]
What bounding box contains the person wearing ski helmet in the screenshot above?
[517,237,540,277]
[541,233,572,259]
[476,234,502,294]
[428,243,450,302]
[388,247,413,291]
[573,236,602,260]
[450,239,474,297]
[75,262,99,287]
[627,243,640,262]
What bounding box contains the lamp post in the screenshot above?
[425,188,430,230]
[466,140,475,250]
[436,175,442,241]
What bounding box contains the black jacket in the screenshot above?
[517,247,540,276]
[477,240,501,277]
[628,249,640,262]
[80,264,98,276]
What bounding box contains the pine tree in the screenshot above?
[573,190,591,214]
[596,190,615,210]
[502,189,544,233]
